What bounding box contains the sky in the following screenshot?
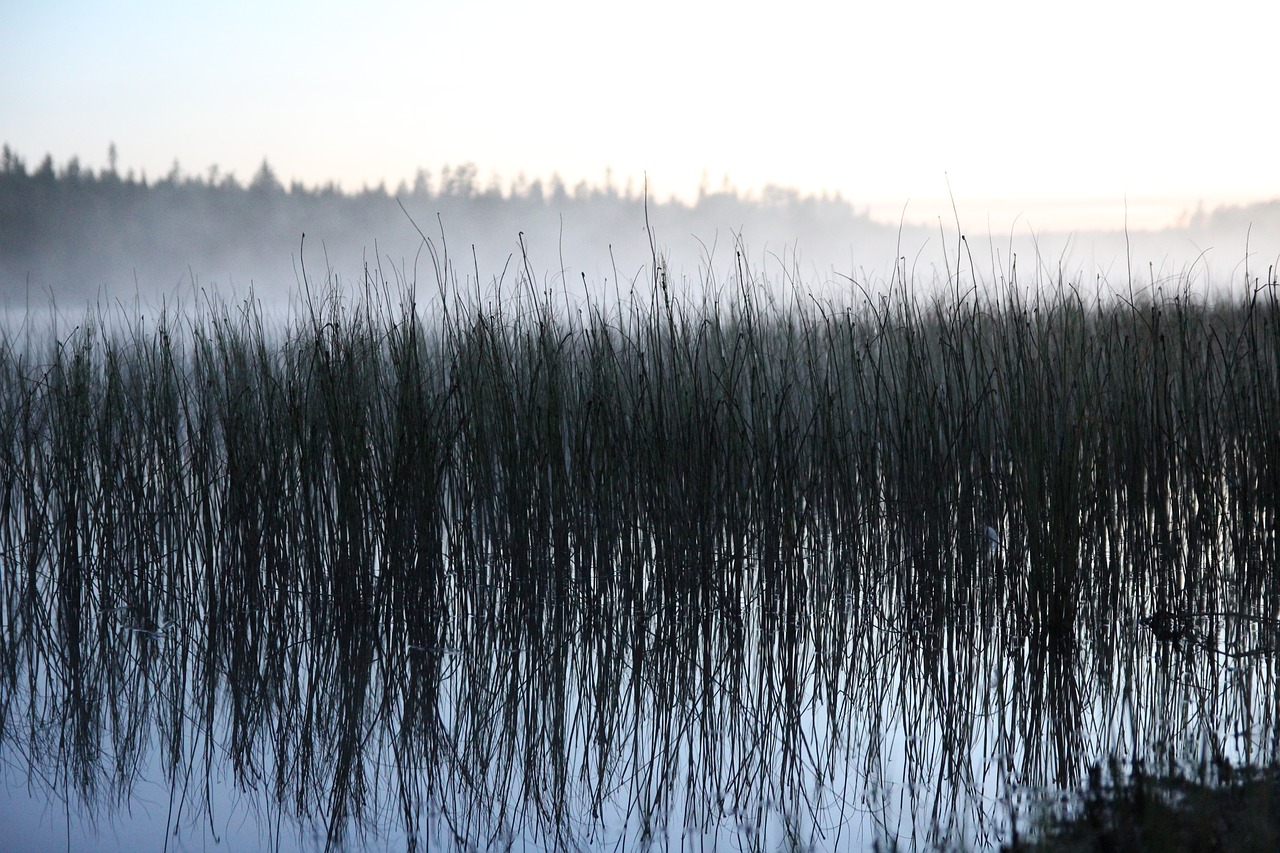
[3,0,1279,232]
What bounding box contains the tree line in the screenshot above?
[1,144,885,301]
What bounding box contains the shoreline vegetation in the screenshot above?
[2,229,1279,850]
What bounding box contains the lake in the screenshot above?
[1,273,1277,851]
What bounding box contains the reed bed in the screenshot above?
[0,253,1278,850]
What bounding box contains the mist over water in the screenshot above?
[3,152,1279,315]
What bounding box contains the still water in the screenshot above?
[2,506,1274,852]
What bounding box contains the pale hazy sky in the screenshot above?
[3,0,1278,230]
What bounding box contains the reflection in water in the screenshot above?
[0,278,1278,850]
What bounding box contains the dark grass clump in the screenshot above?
[1010,757,1280,852]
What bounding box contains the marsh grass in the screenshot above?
[0,248,1278,850]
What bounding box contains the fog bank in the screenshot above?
[3,151,1278,317]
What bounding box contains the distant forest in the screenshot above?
[3,144,1278,305]
[0,145,909,304]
